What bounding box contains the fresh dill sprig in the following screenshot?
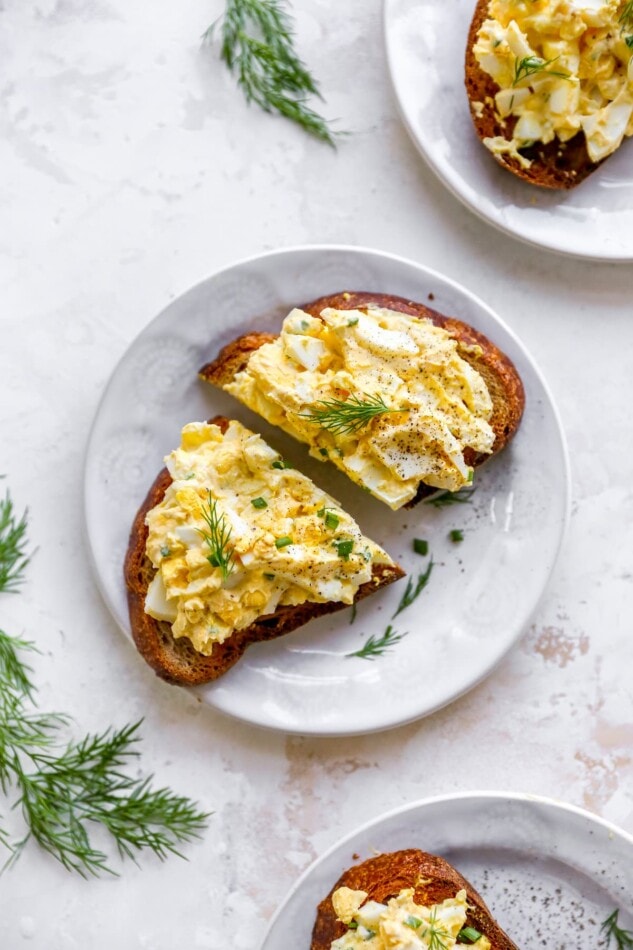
[392,560,434,619]
[602,910,633,948]
[198,492,235,581]
[9,722,209,877]
[346,624,408,660]
[423,909,451,950]
[512,55,571,87]
[0,496,210,876]
[0,489,31,594]
[0,636,209,876]
[620,0,633,28]
[425,488,476,509]
[205,0,339,145]
[300,393,404,435]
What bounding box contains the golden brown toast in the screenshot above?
[199,291,525,508]
[123,416,405,686]
[464,0,600,189]
[311,849,519,950]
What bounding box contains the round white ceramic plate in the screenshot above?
[260,792,633,949]
[384,0,633,261]
[84,245,569,735]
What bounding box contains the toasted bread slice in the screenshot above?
[199,291,524,508]
[311,849,518,950]
[124,416,404,686]
[465,1,600,189]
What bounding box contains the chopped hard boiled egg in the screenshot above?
[474,0,633,163]
[144,420,393,655]
[329,887,491,950]
[225,305,495,509]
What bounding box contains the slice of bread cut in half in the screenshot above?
[199,291,525,509]
[311,849,519,950]
[465,1,600,189]
[124,416,404,686]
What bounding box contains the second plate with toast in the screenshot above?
[84,245,569,735]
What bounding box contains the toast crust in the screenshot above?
[464,0,601,189]
[123,416,405,686]
[199,292,525,508]
[310,849,519,950]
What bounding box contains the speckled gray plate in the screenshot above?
[84,245,569,735]
[260,793,633,949]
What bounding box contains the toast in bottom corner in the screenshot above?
[311,849,519,950]
[124,416,404,686]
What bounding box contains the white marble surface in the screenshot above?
[1,0,632,946]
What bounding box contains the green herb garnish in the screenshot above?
[626,34,633,46]
[272,458,292,470]
[275,536,293,548]
[425,488,476,509]
[449,529,464,543]
[300,393,404,435]
[205,0,339,145]
[458,926,483,944]
[319,448,329,457]
[251,496,268,509]
[347,316,359,326]
[413,538,428,556]
[198,492,235,580]
[512,55,571,86]
[334,539,354,560]
[264,572,275,579]
[393,560,434,618]
[405,915,423,929]
[422,909,451,950]
[349,602,357,624]
[0,497,209,877]
[620,0,633,27]
[601,910,633,948]
[346,624,408,660]
[0,488,31,594]
[317,506,340,530]
[160,546,171,558]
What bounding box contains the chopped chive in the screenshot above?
[184,472,196,480]
[347,316,359,326]
[334,539,353,560]
[272,459,292,470]
[348,921,358,930]
[413,538,428,556]
[467,469,474,484]
[449,529,464,543]
[275,536,293,548]
[251,497,268,509]
[405,915,422,929]
[319,448,329,457]
[160,546,171,558]
[264,572,275,580]
[458,926,482,943]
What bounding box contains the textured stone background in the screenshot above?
[0,0,632,946]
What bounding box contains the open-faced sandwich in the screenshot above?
[311,849,518,950]
[124,417,404,685]
[199,292,524,511]
[466,0,633,188]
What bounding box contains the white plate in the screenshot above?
[384,0,633,261]
[261,792,633,949]
[84,245,569,736]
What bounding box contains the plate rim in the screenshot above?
[83,243,571,735]
[259,790,633,949]
[382,0,633,264]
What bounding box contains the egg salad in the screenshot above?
[143,420,392,654]
[329,886,491,950]
[225,306,495,510]
[474,0,633,165]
